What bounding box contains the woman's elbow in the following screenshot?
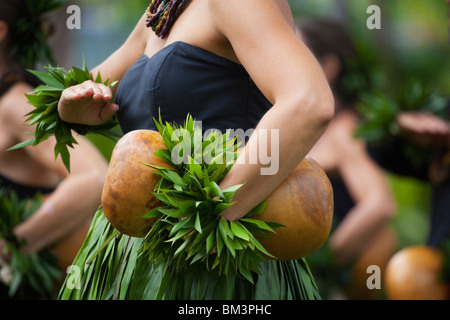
[382,197,397,221]
[316,86,335,125]
[296,83,335,129]
[371,193,397,223]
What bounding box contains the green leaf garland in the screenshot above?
[10,0,67,69]
[138,114,283,285]
[355,81,448,169]
[0,189,62,299]
[355,81,448,144]
[10,62,122,172]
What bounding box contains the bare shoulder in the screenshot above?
[328,111,366,156]
[210,0,293,20]
[207,0,327,105]
[0,82,34,125]
[209,0,295,30]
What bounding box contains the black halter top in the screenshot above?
[115,41,272,134]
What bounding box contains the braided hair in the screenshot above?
[145,0,192,38]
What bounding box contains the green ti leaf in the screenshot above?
[10,62,121,172]
[0,189,62,298]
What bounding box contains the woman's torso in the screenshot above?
[116,41,273,135]
[0,81,59,200]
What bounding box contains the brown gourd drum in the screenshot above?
[101,130,334,260]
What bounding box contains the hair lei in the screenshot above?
[8,0,66,68]
[145,0,192,38]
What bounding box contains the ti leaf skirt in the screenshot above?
[59,207,321,300]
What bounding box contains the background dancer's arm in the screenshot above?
[2,83,108,254]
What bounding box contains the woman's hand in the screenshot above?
[397,111,450,148]
[58,80,119,125]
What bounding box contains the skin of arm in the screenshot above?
[326,112,396,266]
[2,83,108,254]
[209,0,335,220]
[397,111,450,149]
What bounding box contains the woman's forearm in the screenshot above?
[329,197,396,266]
[13,171,105,254]
[219,93,334,221]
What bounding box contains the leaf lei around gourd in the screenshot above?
[9,62,121,172]
[0,189,62,298]
[138,114,284,284]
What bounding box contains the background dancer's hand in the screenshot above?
[58,80,119,125]
[397,111,450,148]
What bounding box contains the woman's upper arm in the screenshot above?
[91,13,151,85]
[210,0,332,109]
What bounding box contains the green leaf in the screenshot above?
[209,162,227,183]
[168,215,193,236]
[71,66,92,84]
[209,181,224,199]
[227,237,236,258]
[7,138,35,151]
[28,69,65,89]
[159,170,187,188]
[213,202,234,215]
[142,207,162,219]
[222,183,243,193]
[216,225,224,256]
[251,236,275,259]
[194,213,202,234]
[158,207,186,219]
[167,228,193,243]
[206,231,215,254]
[54,142,71,172]
[245,200,268,218]
[240,218,276,233]
[174,238,191,257]
[218,216,234,253]
[229,221,250,241]
[239,263,254,284]
[188,159,203,180]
